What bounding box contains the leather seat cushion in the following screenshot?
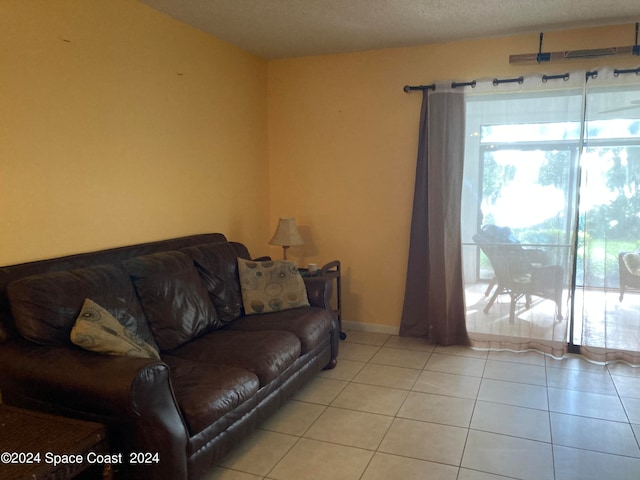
[227,307,332,354]
[168,330,301,386]
[162,355,259,436]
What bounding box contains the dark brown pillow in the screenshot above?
[123,251,220,351]
[181,242,244,323]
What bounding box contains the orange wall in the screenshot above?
[0,0,269,265]
[267,24,640,332]
[2,3,637,333]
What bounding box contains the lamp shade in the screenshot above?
[269,218,304,247]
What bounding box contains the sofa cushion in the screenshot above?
[7,264,157,349]
[123,251,220,351]
[228,307,332,355]
[181,242,245,323]
[169,330,301,386]
[71,298,160,359]
[237,259,309,315]
[162,355,259,436]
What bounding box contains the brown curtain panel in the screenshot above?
[400,90,470,346]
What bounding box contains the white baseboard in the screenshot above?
[341,320,400,336]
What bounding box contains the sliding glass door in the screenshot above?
[461,73,640,362]
[573,83,640,362]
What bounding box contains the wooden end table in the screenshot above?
[0,404,112,480]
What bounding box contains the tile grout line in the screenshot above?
[544,351,558,480]
[262,338,358,480]
[355,335,396,480]
[457,347,489,478]
[607,360,640,453]
[229,335,640,479]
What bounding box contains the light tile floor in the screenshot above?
[206,331,640,480]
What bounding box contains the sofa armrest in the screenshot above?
[0,338,189,480]
[0,339,158,415]
[303,276,333,310]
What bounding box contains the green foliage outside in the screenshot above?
[482,144,640,288]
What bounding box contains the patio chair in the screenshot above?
[619,249,640,301]
[473,225,564,323]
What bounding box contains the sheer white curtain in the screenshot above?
[460,68,640,363]
[574,68,640,364]
[460,73,584,357]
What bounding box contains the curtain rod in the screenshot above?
[405,23,640,92]
[403,67,640,93]
[403,76,528,93]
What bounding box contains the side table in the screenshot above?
[0,404,111,480]
[300,260,347,340]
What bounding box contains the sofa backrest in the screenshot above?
[0,234,228,342]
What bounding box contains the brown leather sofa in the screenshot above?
[0,234,339,480]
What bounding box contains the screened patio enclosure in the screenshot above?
[461,70,640,363]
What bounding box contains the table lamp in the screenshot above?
[269,218,304,260]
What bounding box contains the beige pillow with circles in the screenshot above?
[70,298,160,359]
[237,258,309,315]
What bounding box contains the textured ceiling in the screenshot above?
[138,0,640,59]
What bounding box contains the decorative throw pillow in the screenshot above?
[237,259,309,315]
[623,253,640,276]
[122,251,220,351]
[181,242,244,324]
[70,298,160,359]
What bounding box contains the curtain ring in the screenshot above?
[493,76,524,86]
[451,80,476,89]
[542,73,570,83]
